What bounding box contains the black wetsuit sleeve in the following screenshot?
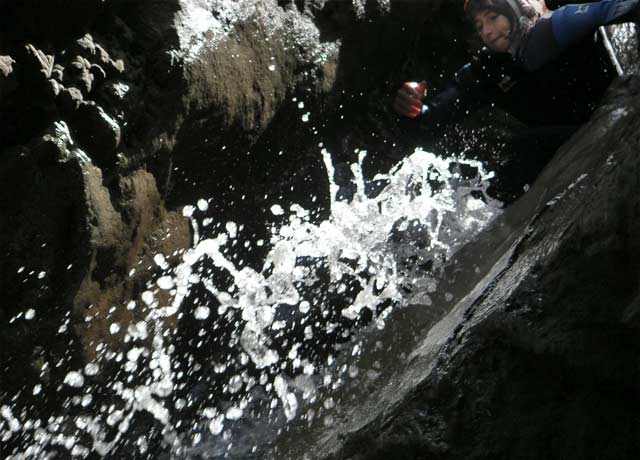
[552,0,640,45]
[419,57,493,129]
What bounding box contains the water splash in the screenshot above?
[1,148,500,459]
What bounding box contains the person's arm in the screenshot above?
[518,0,639,70]
[552,0,639,46]
[421,61,493,128]
[394,55,493,129]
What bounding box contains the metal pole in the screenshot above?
[599,26,625,77]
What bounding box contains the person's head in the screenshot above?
[464,0,545,53]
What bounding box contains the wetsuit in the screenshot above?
[418,0,638,201]
[422,39,615,128]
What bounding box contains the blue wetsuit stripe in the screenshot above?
[552,0,640,46]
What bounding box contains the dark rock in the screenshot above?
[69,101,121,166]
[94,43,112,65]
[0,112,190,438]
[0,55,17,99]
[66,34,124,83]
[2,47,60,145]
[98,79,132,113]
[107,57,125,75]
[90,63,107,85]
[46,78,61,98]
[66,55,94,93]
[69,33,97,57]
[93,43,125,75]
[0,55,14,77]
[51,63,64,82]
[167,3,345,204]
[112,15,135,43]
[0,0,107,46]
[57,85,84,113]
[22,44,54,81]
[0,122,115,412]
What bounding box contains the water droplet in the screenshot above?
[227,375,243,394]
[194,306,210,320]
[270,204,284,216]
[225,406,243,420]
[157,276,175,290]
[197,199,209,211]
[141,291,155,306]
[299,301,310,313]
[226,221,238,238]
[154,254,168,268]
[323,397,335,409]
[84,363,100,376]
[64,371,85,388]
[208,415,224,435]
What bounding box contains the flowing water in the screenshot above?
[2,148,501,459]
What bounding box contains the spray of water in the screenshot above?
[1,148,500,459]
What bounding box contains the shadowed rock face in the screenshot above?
[0,1,107,46]
[269,77,640,460]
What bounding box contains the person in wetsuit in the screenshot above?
[394,0,639,203]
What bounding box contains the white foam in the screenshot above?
[2,146,499,458]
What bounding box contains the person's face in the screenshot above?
[474,10,511,52]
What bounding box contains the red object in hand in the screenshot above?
[413,81,427,95]
[393,81,428,118]
[407,81,427,118]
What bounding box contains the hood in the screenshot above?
[465,0,548,53]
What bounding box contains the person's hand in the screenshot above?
[393,81,427,118]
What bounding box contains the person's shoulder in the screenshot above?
[515,14,558,71]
